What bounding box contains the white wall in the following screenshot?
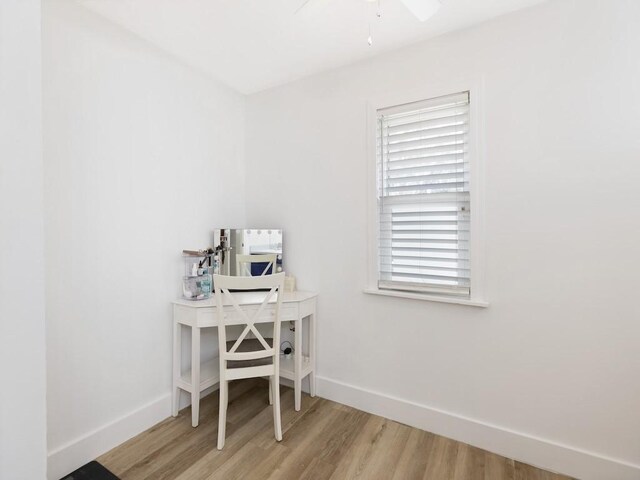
[42,1,245,477]
[245,0,640,478]
[0,1,47,479]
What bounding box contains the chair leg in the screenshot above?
[268,377,273,405]
[217,381,228,450]
[272,375,282,441]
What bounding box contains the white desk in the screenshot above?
[171,290,317,427]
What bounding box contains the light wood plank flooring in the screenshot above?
[99,380,574,480]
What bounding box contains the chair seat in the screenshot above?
[226,338,274,368]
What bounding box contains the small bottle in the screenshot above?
[200,273,212,298]
[213,255,220,275]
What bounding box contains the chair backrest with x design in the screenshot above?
[213,273,286,450]
[214,273,285,381]
[235,253,278,277]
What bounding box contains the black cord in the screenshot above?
[280,341,294,354]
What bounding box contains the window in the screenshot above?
[375,91,473,299]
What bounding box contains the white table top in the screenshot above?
[172,290,317,308]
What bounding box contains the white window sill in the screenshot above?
[363,288,489,308]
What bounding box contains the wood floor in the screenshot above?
[99,380,574,480]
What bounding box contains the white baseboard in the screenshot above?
[316,376,640,480]
[47,393,172,480]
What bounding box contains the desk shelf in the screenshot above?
[178,357,220,393]
[280,354,312,381]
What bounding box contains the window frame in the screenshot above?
[365,79,488,307]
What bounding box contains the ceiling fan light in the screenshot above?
[400,0,441,22]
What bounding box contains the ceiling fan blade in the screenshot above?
[294,0,315,14]
[399,0,441,22]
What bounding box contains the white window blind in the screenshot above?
[377,91,471,298]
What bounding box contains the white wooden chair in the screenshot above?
[235,253,278,276]
[213,272,285,450]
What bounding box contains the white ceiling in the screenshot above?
[79,0,547,94]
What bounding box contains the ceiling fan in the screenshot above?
[295,0,441,45]
[296,0,442,22]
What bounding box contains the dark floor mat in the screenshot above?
[60,461,119,480]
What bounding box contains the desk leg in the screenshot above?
[294,317,302,411]
[191,326,201,427]
[309,312,316,397]
[172,322,181,417]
